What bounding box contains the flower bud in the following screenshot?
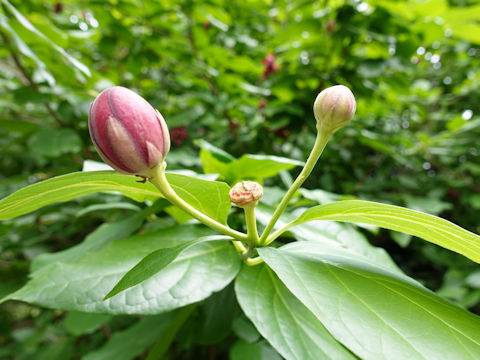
[88,86,170,178]
[313,85,356,134]
[229,181,263,208]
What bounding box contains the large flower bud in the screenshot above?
[313,85,356,134]
[229,181,263,208]
[88,86,170,178]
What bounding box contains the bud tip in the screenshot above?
[229,181,263,208]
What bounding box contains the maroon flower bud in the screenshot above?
[262,54,279,78]
[326,19,336,35]
[171,126,189,146]
[313,85,356,134]
[88,86,170,178]
[229,181,263,208]
[53,2,63,13]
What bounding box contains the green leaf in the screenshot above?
[0,13,55,85]
[232,316,261,343]
[224,154,304,183]
[104,235,231,299]
[83,313,181,360]
[63,311,112,336]
[32,201,168,272]
[0,171,159,219]
[169,172,231,224]
[4,225,240,314]
[235,264,357,360]
[259,243,480,360]
[282,200,480,263]
[0,171,231,224]
[2,0,91,77]
[200,148,230,175]
[230,340,281,360]
[145,305,196,360]
[256,204,400,272]
[28,128,82,157]
[196,139,235,163]
[196,284,237,345]
[197,140,303,183]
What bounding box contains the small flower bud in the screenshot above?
[88,86,170,178]
[313,85,356,134]
[229,181,263,208]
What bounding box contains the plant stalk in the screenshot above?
[149,162,248,242]
[244,205,260,246]
[258,129,331,246]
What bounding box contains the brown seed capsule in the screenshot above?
[229,181,263,208]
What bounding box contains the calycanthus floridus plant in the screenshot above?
[1,85,480,359]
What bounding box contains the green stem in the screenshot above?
[263,222,293,247]
[258,130,331,246]
[245,256,264,266]
[149,162,248,241]
[244,205,260,245]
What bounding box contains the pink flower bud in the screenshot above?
[88,86,170,178]
[313,85,356,134]
[229,181,263,208]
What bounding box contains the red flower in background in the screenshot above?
[171,126,189,146]
[262,54,279,78]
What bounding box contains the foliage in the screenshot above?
[1,0,480,359]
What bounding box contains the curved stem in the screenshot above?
[233,240,248,255]
[258,130,331,246]
[244,205,260,246]
[149,162,248,241]
[245,256,264,266]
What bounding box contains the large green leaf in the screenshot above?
[169,172,231,224]
[4,225,240,314]
[31,200,169,272]
[259,243,480,360]
[235,264,356,360]
[104,235,231,299]
[0,171,231,224]
[276,200,480,263]
[256,204,400,272]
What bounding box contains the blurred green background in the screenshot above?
[1,0,479,358]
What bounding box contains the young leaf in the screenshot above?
[276,200,480,263]
[235,263,356,360]
[3,226,240,314]
[259,243,480,360]
[104,235,231,299]
[0,171,231,224]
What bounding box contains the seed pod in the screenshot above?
[229,181,264,208]
[88,86,170,178]
[313,85,356,134]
